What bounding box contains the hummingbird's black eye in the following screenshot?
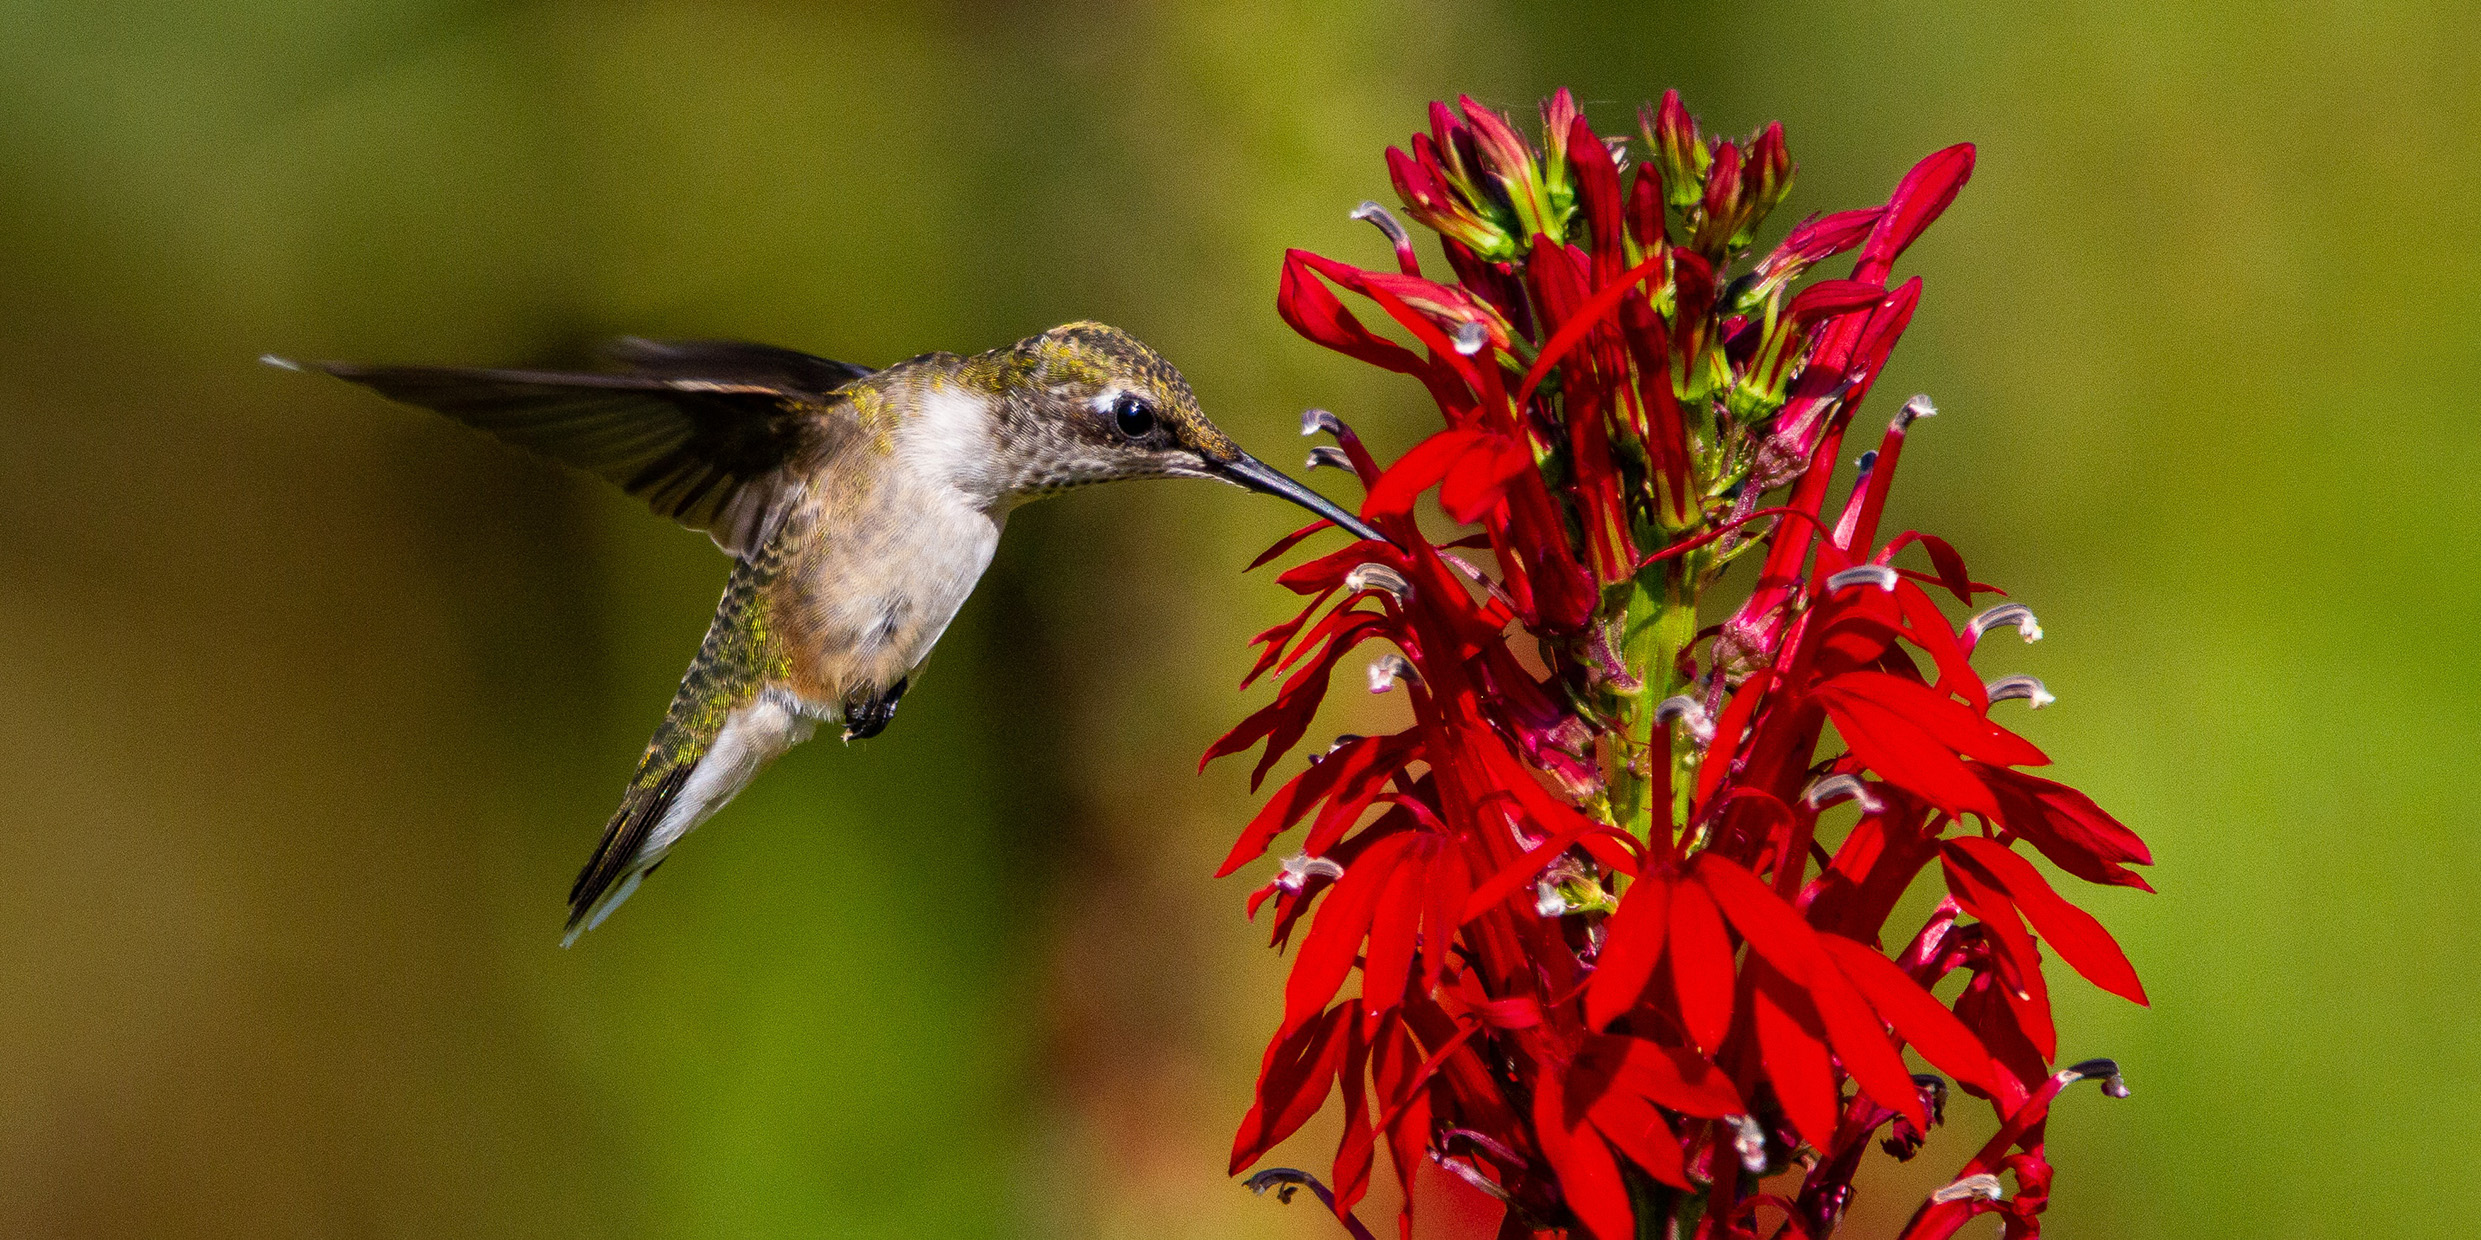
[1111,394,1158,440]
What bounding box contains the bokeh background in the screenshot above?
[1,1,2473,1236]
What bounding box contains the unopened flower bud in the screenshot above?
[1643,89,1708,210]
[1984,674,2054,709]
[1743,121,1795,238]
[1692,139,1746,255]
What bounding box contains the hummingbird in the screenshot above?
[270,323,1381,943]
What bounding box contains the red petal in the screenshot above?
[1948,836,2147,1005]
[1585,873,1671,1030]
[1584,1033,1743,1119]
[1365,428,1486,518]
[1752,966,1841,1152]
[1823,670,2046,767]
[1283,833,1416,1037]
[1533,1076,1635,1240]
[1587,1085,1691,1189]
[1278,249,1431,375]
[1786,278,1888,327]
[1437,434,1533,524]
[1975,763,2155,891]
[1667,880,1735,1054]
[1217,732,1380,877]
[1332,1018,1375,1213]
[1512,250,1669,410]
[1231,1002,1353,1173]
[1941,856,2057,1062]
[1695,855,1923,1127]
[1817,933,1998,1094]
[1360,844,1429,1015]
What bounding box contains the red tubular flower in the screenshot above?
[1216,91,2148,1240]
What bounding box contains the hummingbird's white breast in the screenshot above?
[775,380,1009,714]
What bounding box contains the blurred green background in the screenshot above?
[0,1,2472,1236]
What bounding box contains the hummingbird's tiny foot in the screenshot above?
[841,677,909,741]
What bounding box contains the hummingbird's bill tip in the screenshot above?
[1217,453,1391,546]
[259,353,304,372]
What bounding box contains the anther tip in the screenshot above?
[1452,321,1488,356]
[1825,565,1899,593]
[1897,393,1938,427]
[1367,654,1418,694]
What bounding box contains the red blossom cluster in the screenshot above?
[1210,90,2152,1240]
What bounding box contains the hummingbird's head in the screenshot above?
[990,322,1384,541]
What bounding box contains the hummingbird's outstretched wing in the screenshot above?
[295,343,874,559]
[598,337,874,391]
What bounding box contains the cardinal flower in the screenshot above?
[1211,90,2149,1240]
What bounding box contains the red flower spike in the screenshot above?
[1222,90,2143,1240]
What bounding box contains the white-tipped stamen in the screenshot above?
[1929,1173,2005,1205]
[1344,563,1411,599]
[259,354,304,371]
[1301,407,1345,438]
[1276,852,1347,893]
[1825,564,1900,593]
[1452,320,1489,356]
[1534,882,1570,918]
[1654,694,1715,747]
[1966,602,2044,645]
[1897,393,1938,427]
[1602,134,1632,175]
[1803,773,1884,814]
[1368,654,1419,694]
[1728,1115,1768,1173]
[1305,445,1353,472]
[1984,674,2055,709]
[1351,200,1414,253]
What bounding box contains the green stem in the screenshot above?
[1610,558,1699,846]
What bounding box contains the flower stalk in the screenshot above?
[1212,88,2150,1240]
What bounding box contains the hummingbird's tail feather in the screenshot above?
[563,559,812,945]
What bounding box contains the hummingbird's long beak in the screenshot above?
[1214,453,1391,545]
